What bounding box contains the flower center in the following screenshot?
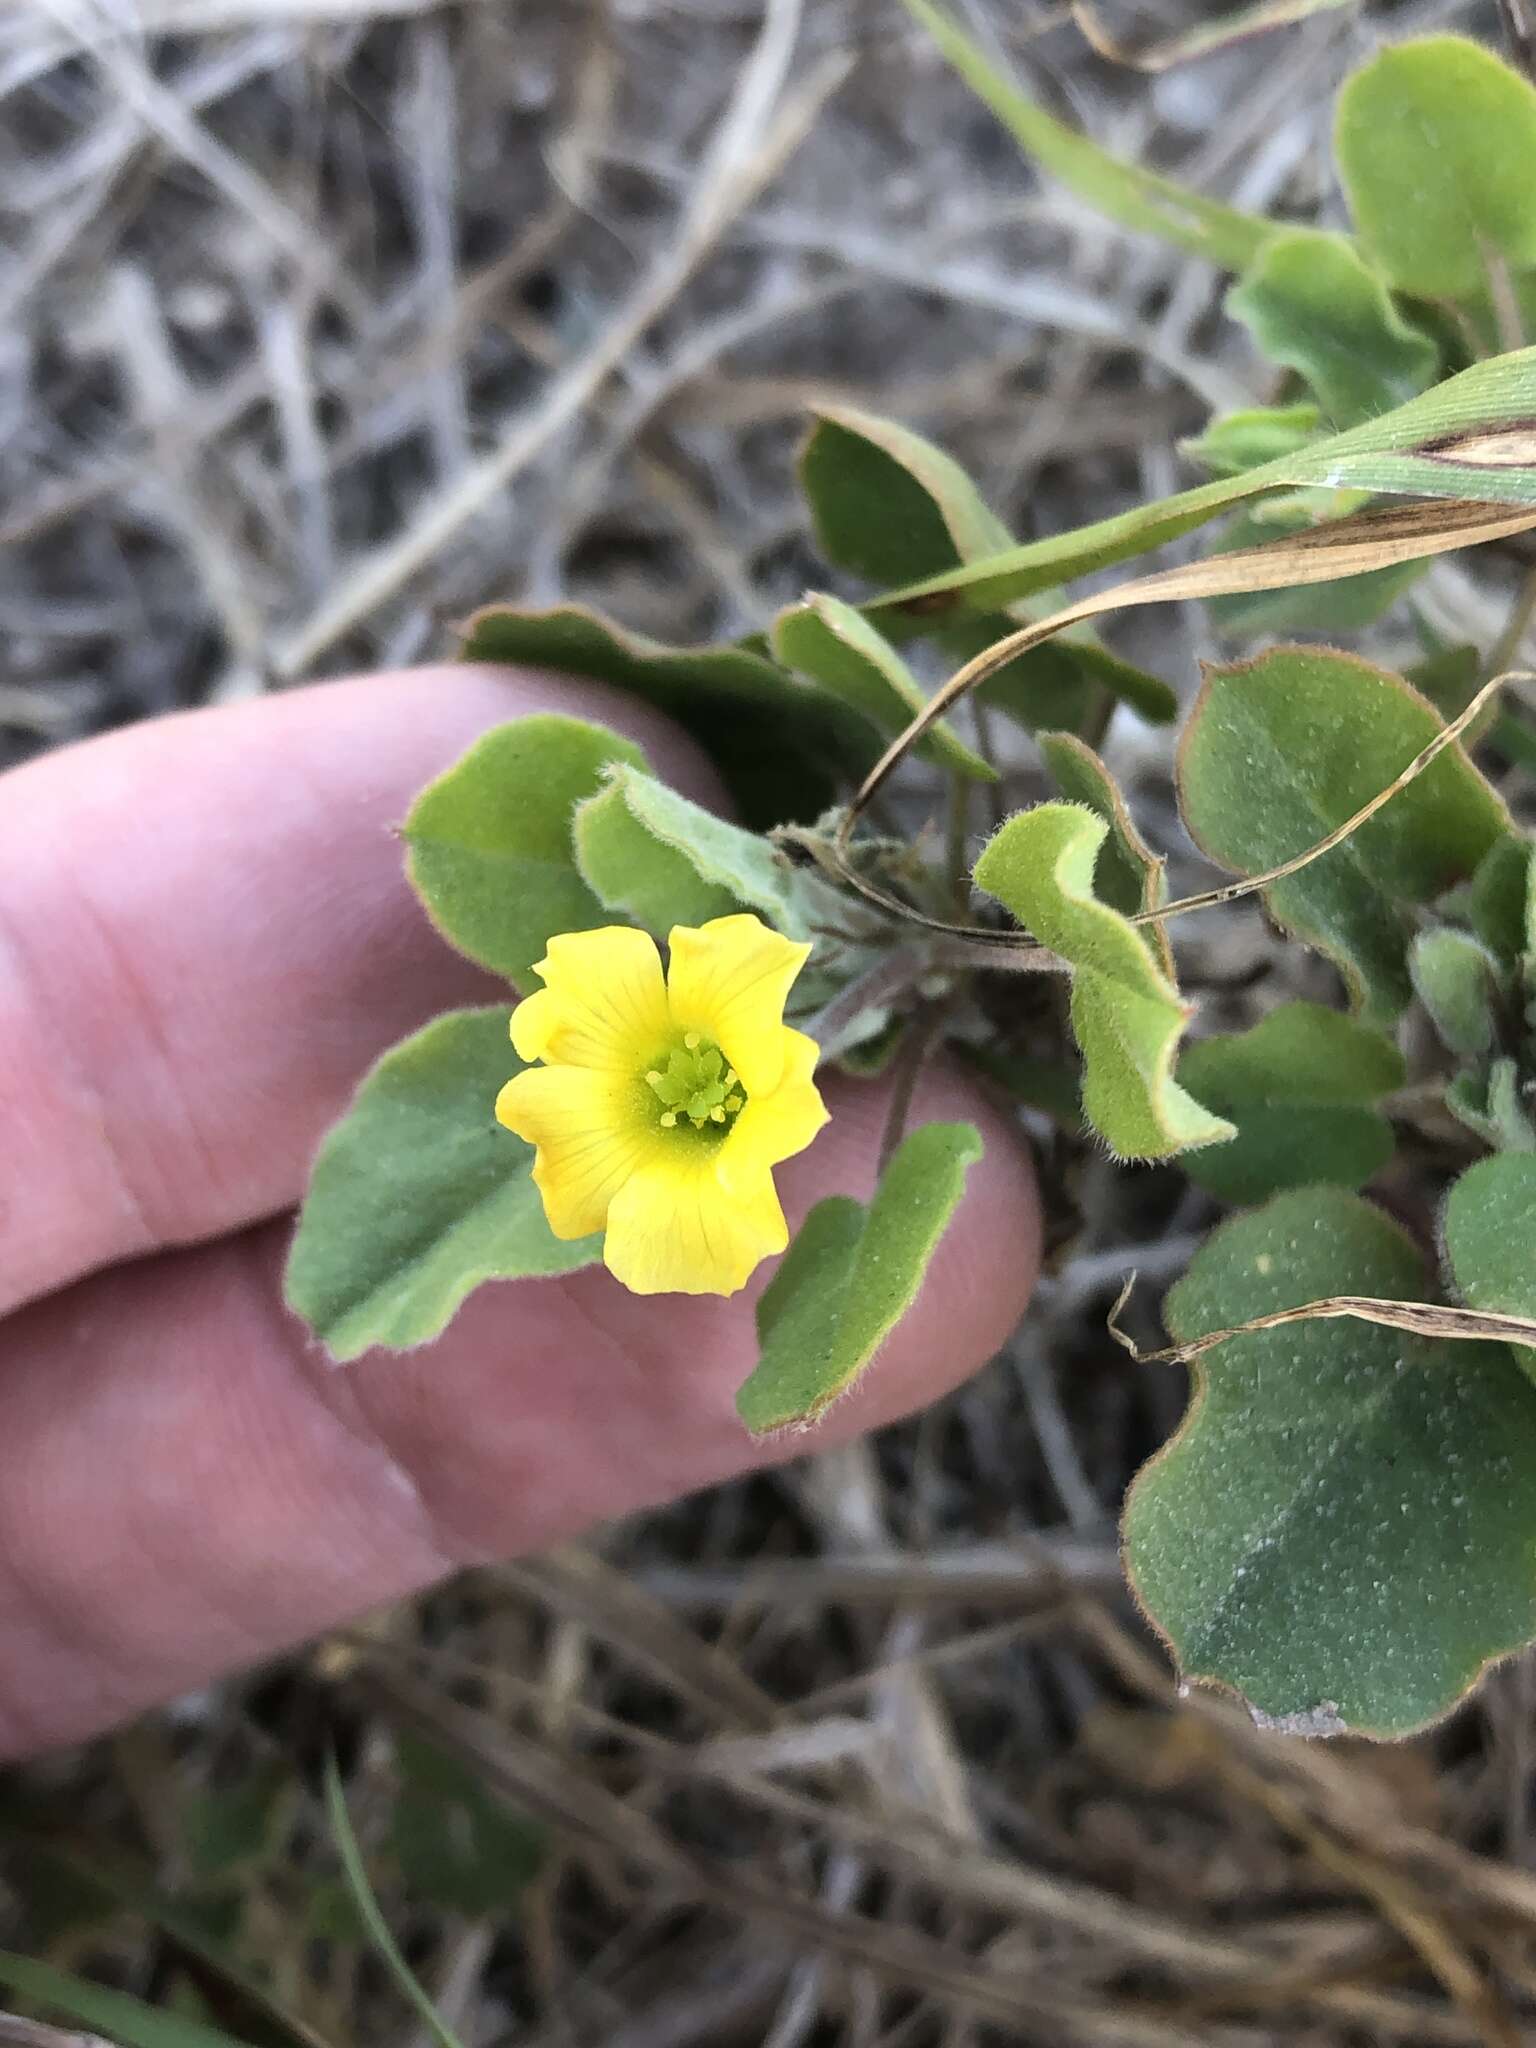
[644,1033,746,1135]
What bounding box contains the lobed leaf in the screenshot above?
[973,803,1232,1160]
[736,1122,982,1433]
[404,714,646,988]
[1177,647,1509,1022]
[285,1009,600,1363]
[1226,229,1437,429]
[457,602,871,827]
[1336,37,1536,302]
[1179,1002,1403,1207]
[1124,1186,1536,1736]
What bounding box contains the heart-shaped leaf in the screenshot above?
[973,803,1232,1160]
[1336,36,1536,302]
[403,715,647,988]
[736,1121,982,1434]
[1124,1186,1536,1735]
[285,1008,599,1362]
[1226,229,1437,428]
[1178,647,1509,1022]
[1179,1001,1403,1206]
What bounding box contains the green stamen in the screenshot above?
[644,1037,747,1134]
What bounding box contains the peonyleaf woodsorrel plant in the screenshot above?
[290,14,1536,1738]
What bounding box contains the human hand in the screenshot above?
[0,666,1041,1759]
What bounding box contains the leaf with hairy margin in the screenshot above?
[1124,1186,1536,1735]
[973,803,1231,1160]
[737,1122,982,1433]
[286,1009,599,1362]
[1178,647,1509,1024]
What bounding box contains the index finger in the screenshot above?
[0,666,724,1317]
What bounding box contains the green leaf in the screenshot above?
[901,0,1275,271]
[1410,927,1503,1057]
[973,804,1232,1160]
[1470,837,1535,966]
[323,1756,468,2048]
[1179,1002,1403,1206]
[1336,37,1536,302]
[1124,1186,1536,1736]
[1177,647,1509,1023]
[1226,230,1437,429]
[389,1732,544,1915]
[1448,1056,1536,1153]
[1182,402,1321,480]
[1444,1156,1536,1385]
[1204,498,1427,638]
[572,762,881,1039]
[574,763,785,935]
[736,1122,981,1433]
[799,404,1177,729]
[404,714,647,988]
[285,1009,599,1362]
[799,405,1011,586]
[863,345,1536,618]
[946,620,1178,732]
[773,594,994,780]
[0,1951,256,2048]
[458,602,871,828]
[1037,729,1167,929]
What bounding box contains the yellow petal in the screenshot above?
[665,915,812,1096]
[511,926,669,1071]
[717,1028,827,1193]
[496,1065,658,1238]
[602,1150,788,1296]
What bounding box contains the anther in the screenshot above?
[660,1111,677,1127]
[684,1031,700,1049]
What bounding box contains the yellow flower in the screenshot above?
[496,914,828,1296]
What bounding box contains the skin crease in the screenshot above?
[0,666,1042,1760]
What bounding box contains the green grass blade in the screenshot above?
[901,0,1276,271]
[0,1952,256,2048]
[321,1756,468,2048]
